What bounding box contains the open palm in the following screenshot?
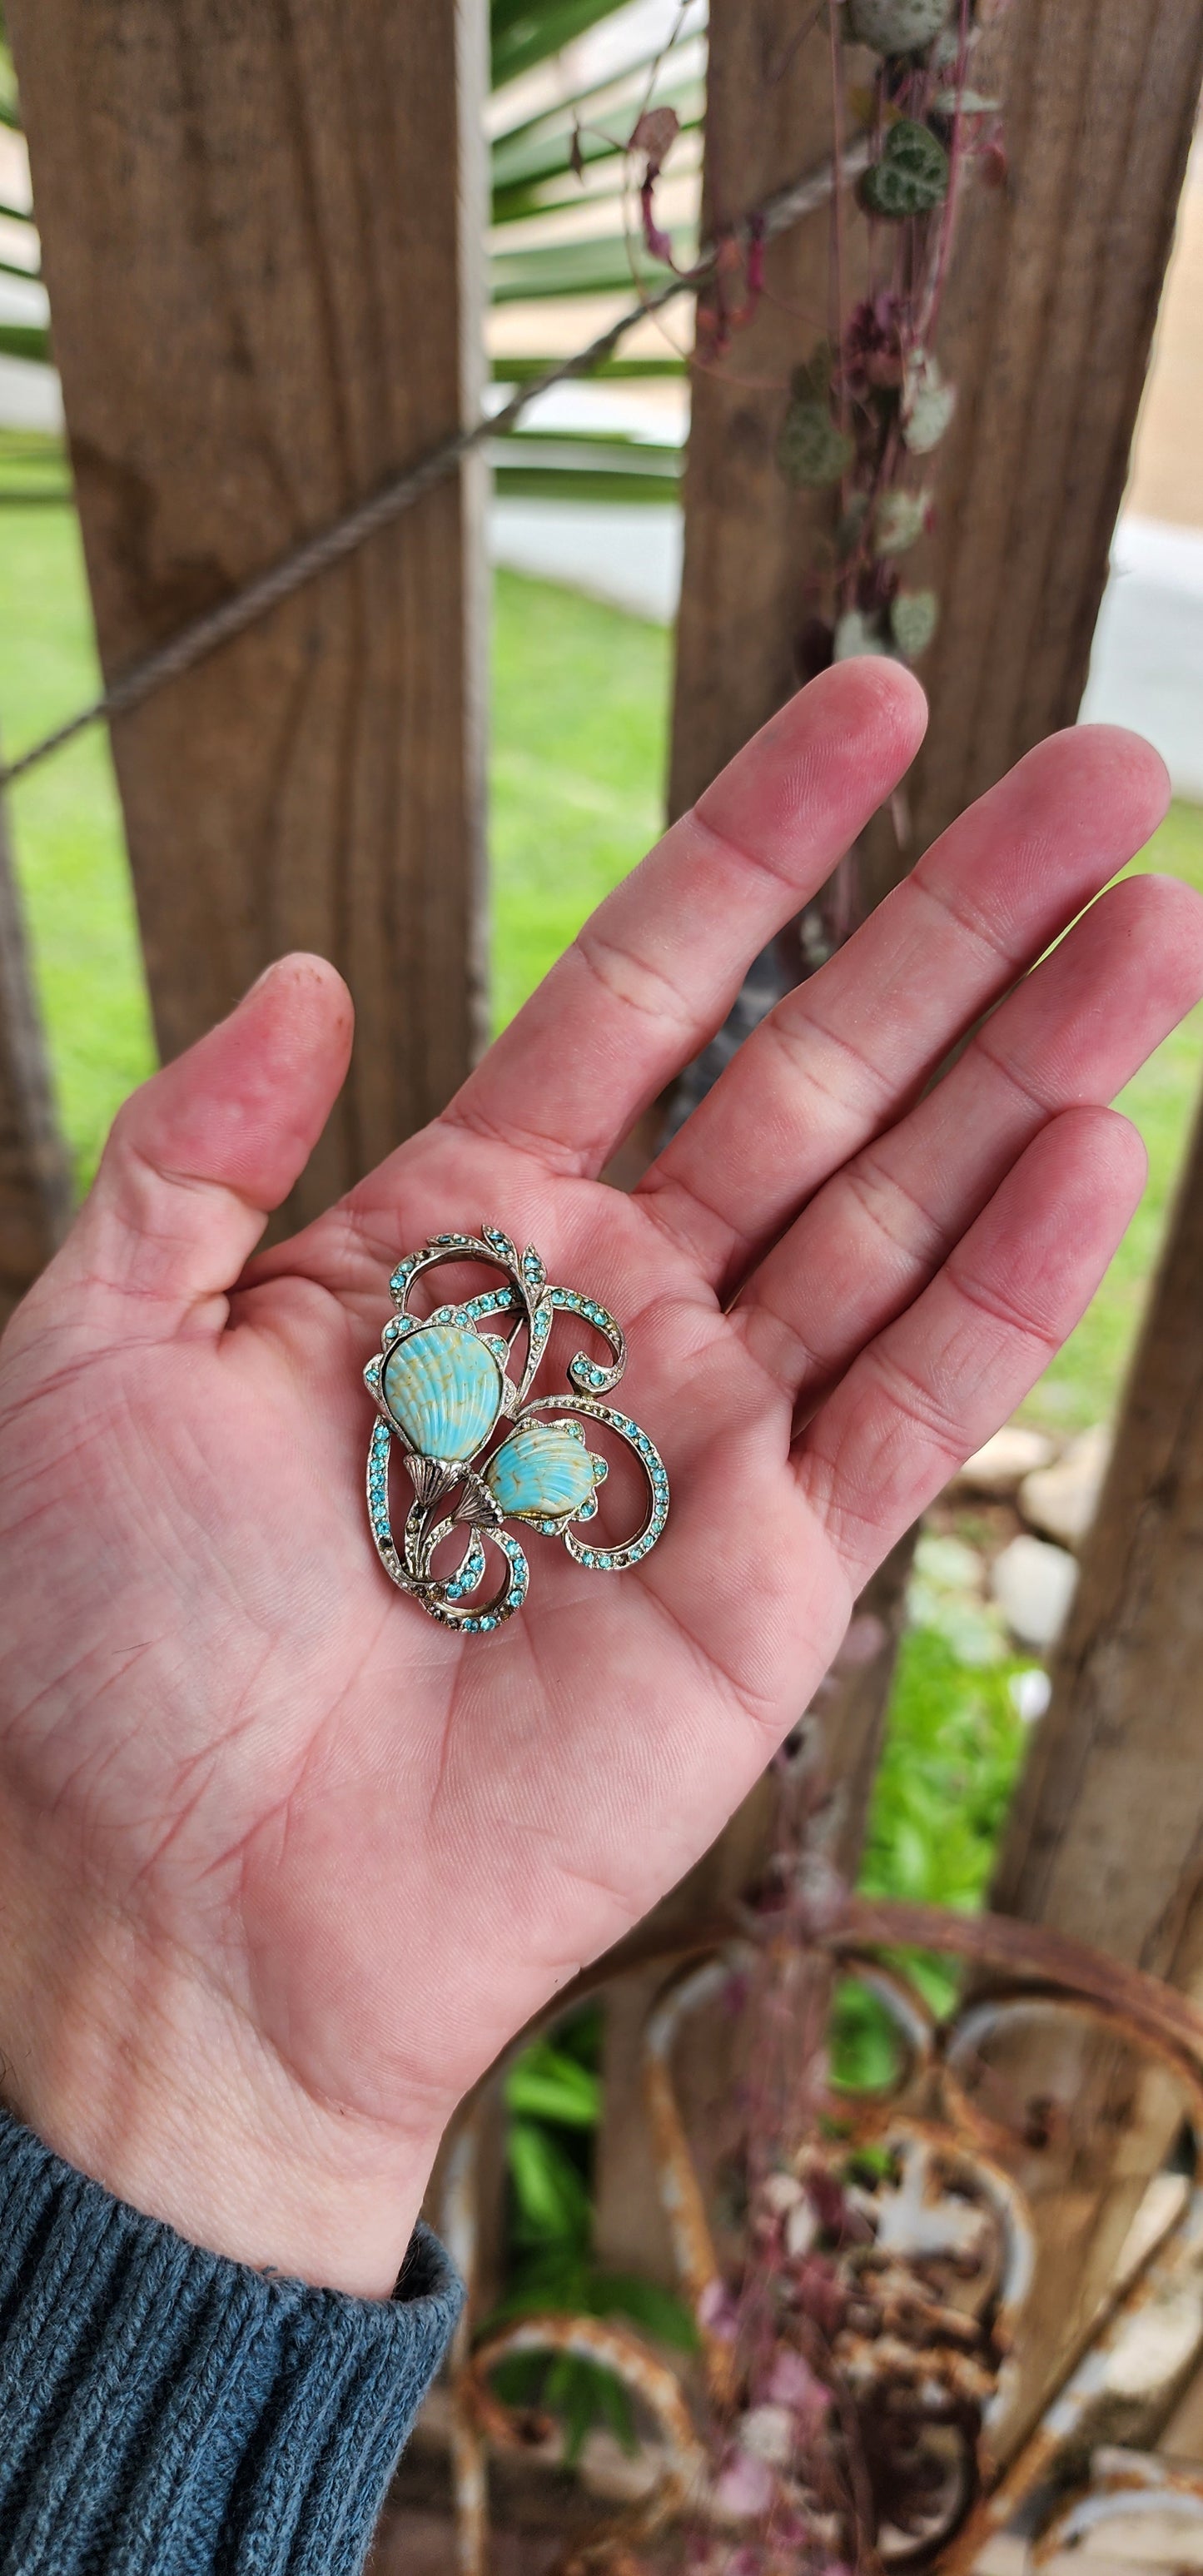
[2,662,1200,2295]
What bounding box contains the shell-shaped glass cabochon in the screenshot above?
[485,1420,603,1522]
[382,1324,504,1463]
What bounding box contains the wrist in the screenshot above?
[0,1842,447,2300]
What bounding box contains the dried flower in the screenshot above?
[630,105,679,173]
[843,293,904,396]
[713,2444,776,2519]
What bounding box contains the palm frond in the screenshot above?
[490,0,632,91]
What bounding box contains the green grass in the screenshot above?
[1,497,1201,1439]
[0,507,670,1182]
[490,568,669,1029]
[0,507,154,1187]
[1022,794,1203,1431]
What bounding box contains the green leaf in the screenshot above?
[862,118,949,219]
[0,321,49,364]
[589,2271,699,2350]
[777,399,853,490]
[834,606,888,659]
[872,487,927,555]
[492,354,686,380]
[830,1979,902,2092]
[593,2364,639,2450]
[902,349,956,454]
[506,2041,602,2128]
[491,0,629,92]
[493,422,682,504]
[860,1624,1028,1917]
[490,232,688,301]
[490,70,702,221]
[892,586,939,661]
[550,2353,630,2460]
[490,32,694,142]
[485,2252,594,2320]
[493,464,681,503]
[507,2119,592,2246]
[488,2350,549,2408]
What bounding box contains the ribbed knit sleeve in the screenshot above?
[0,2109,461,2574]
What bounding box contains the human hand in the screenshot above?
[1,662,1199,2296]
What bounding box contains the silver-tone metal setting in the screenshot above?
[364,1223,669,1633]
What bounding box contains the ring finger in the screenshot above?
[733,869,1203,1400]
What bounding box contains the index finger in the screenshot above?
[440,660,926,1177]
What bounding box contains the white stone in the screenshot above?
[1008,1667,1052,1724]
[991,1535,1079,1651]
[759,2171,804,2215]
[786,2201,818,2259]
[1020,1424,1111,1549]
[951,1425,1055,1495]
[738,2404,795,2467]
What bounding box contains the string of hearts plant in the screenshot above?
[627,0,1007,683]
[784,0,1006,677]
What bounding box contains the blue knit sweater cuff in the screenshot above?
[0,2107,462,2574]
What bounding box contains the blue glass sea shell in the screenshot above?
[382,1324,503,1462]
[485,1420,603,1523]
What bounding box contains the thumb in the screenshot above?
[54,955,354,1327]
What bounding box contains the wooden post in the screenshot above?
[0,783,72,1326]
[8,0,489,1226]
[668,1,864,827]
[989,1096,1203,2445]
[907,0,1203,853]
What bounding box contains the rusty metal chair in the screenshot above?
[432,1902,1203,2575]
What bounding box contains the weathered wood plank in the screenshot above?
[927,34,1203,2439]
[990,1095,1203,2444]
[9,0,489,1226]
[0,783,72,1325]
[910,0,1203,848]
[668,0,867,826]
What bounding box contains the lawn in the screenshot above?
[0,505,672,1181]
[2,495,1200,1435]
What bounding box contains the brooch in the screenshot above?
[363,1225,669,1634]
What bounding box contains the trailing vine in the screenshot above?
[629,0,1008,679]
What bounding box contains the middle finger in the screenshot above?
[733,868,1203,1400]
[636,726,1169,1295]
